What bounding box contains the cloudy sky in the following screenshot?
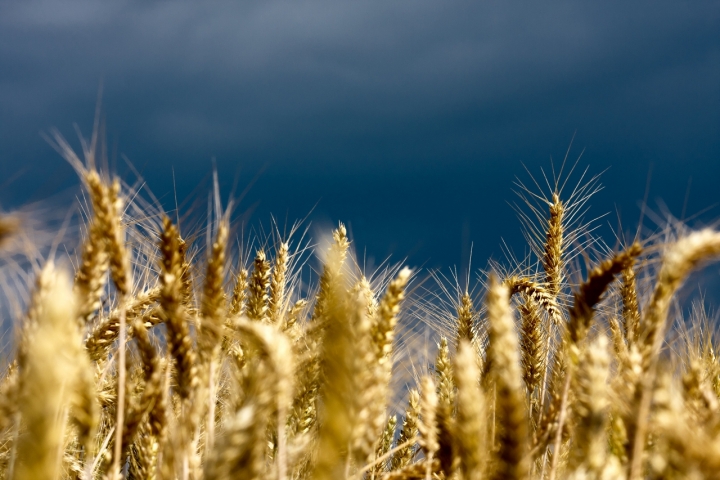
[1,0,719,272]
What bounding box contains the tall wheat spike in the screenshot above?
[486,274,529,480]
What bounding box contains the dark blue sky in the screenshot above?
[1,0,719,272]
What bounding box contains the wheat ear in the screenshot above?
[418,376,439,480]
[548,243,641,480]
[455,292,475,348]
[543,193,565,298]
[229,266,249,317]
[628,229,720,480]
[269,241,290,324]
[486,274,529,480]
[390,389,420,470]
[159,217,197,399]
[454,339,486,480]
[246,249,271,322]
[15,265,80,479]
[568,334,611,475]
[434,336,455,476]
[505,275,562,325]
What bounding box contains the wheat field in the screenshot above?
[1,132,720,480]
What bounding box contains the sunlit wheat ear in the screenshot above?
[621,260,641,346]
[159,216,197,400]
[73,210,109,324]
[282,298,307,340]
[454,339,486,480]
[418,375,439,479]
[269,241,289,325]
[112,317,163,467]
[543,193,565,298]
[546,243,642,479]
[455,292,475,348]
[199,219,228,359]
[433,336,455,475]
[105,178,131,295]
[246,249,270,322]
[568,334,612,476]
[312,222,350,322]
[681,358,719,424]
[15,264,80,480]
[505,275,562,325]
[128,420,158,480]
[485,274,529,480]
[369,415,397,477]
[352,275,377,318]
[84,287,161,362]
[229,266,249,316]
[372,267,412,361]
[347,290,382,469]
[391,389,420,470]
[311,256,357,480]
[629,229,720,480]
[226,318,294,479]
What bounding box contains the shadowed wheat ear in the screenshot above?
[629,229,720,480]
[486,274,529,480]
[518,295,546,414]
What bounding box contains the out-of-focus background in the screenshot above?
[1,1,718,277]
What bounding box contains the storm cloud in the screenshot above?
[1,0,719,269]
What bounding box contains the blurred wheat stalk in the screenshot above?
[1,133,720,480]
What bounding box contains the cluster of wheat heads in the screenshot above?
[2,145,720,480]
